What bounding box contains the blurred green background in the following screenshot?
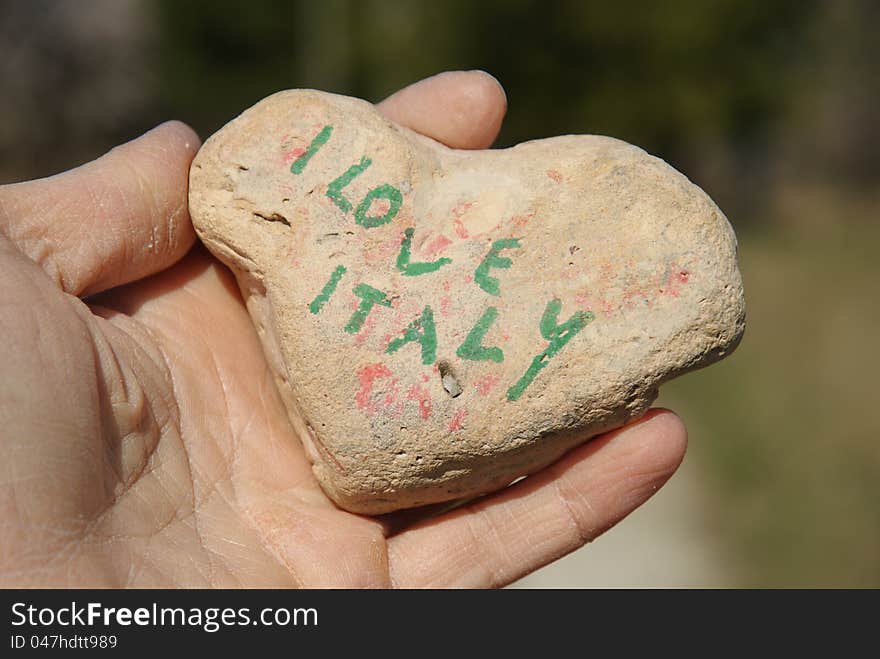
[1,0,877,586]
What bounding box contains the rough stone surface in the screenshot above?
[189,89,745,514]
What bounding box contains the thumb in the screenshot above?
[0,121,200,297]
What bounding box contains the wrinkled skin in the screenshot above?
[0,72,686,587]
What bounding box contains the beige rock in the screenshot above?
[189,89,745,514]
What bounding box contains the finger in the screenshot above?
[377,70,507,149]
[387,409,687,588]
[0,121,200,297]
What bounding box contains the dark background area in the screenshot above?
[1,0,878,586]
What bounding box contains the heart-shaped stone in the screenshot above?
[189,90,745,514]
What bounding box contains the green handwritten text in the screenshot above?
[309,264,347,314]
[290,125,333,175]
[386,305,437,365]
[327,157,372,213]
[474,238,521,296]
[396,228,452,276]
[344,283,391,334]
[456,307,504,363]
[506,299,594,401]
[355,184,403,229]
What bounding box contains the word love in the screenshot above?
[294,125,595,401]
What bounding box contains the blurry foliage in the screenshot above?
[660,203,880,586]
[156,0,809,144]
[0,0,152,181]
[154,0,823,216]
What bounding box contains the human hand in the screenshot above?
[0,71,686,587]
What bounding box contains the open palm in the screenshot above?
[0,72,686,588]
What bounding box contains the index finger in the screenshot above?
[377,70,507,149]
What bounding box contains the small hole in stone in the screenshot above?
[437,360,462,398]
[569,245,580,254]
